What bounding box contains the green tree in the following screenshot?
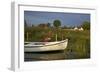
[53,20,61,41]
[53,20,61,28]
[82,21,90,30]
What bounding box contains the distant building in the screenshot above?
[74,27,84,31]
[79,27,84,31]
[74,27,78,30]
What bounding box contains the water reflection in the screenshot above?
[24,50,67,61]
[24,49,90,62]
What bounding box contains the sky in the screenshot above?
[24,11,90,27]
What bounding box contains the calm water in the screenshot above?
[24,49,81,61]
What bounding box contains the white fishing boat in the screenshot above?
[24,39,68,52]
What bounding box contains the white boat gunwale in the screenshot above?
[24,39,68,47]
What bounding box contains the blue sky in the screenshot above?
[24,11,90,27]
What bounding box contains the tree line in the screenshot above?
[24,19,90,30]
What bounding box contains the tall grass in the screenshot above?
[64,30,90,59]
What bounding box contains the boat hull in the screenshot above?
[24,39,68,52]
